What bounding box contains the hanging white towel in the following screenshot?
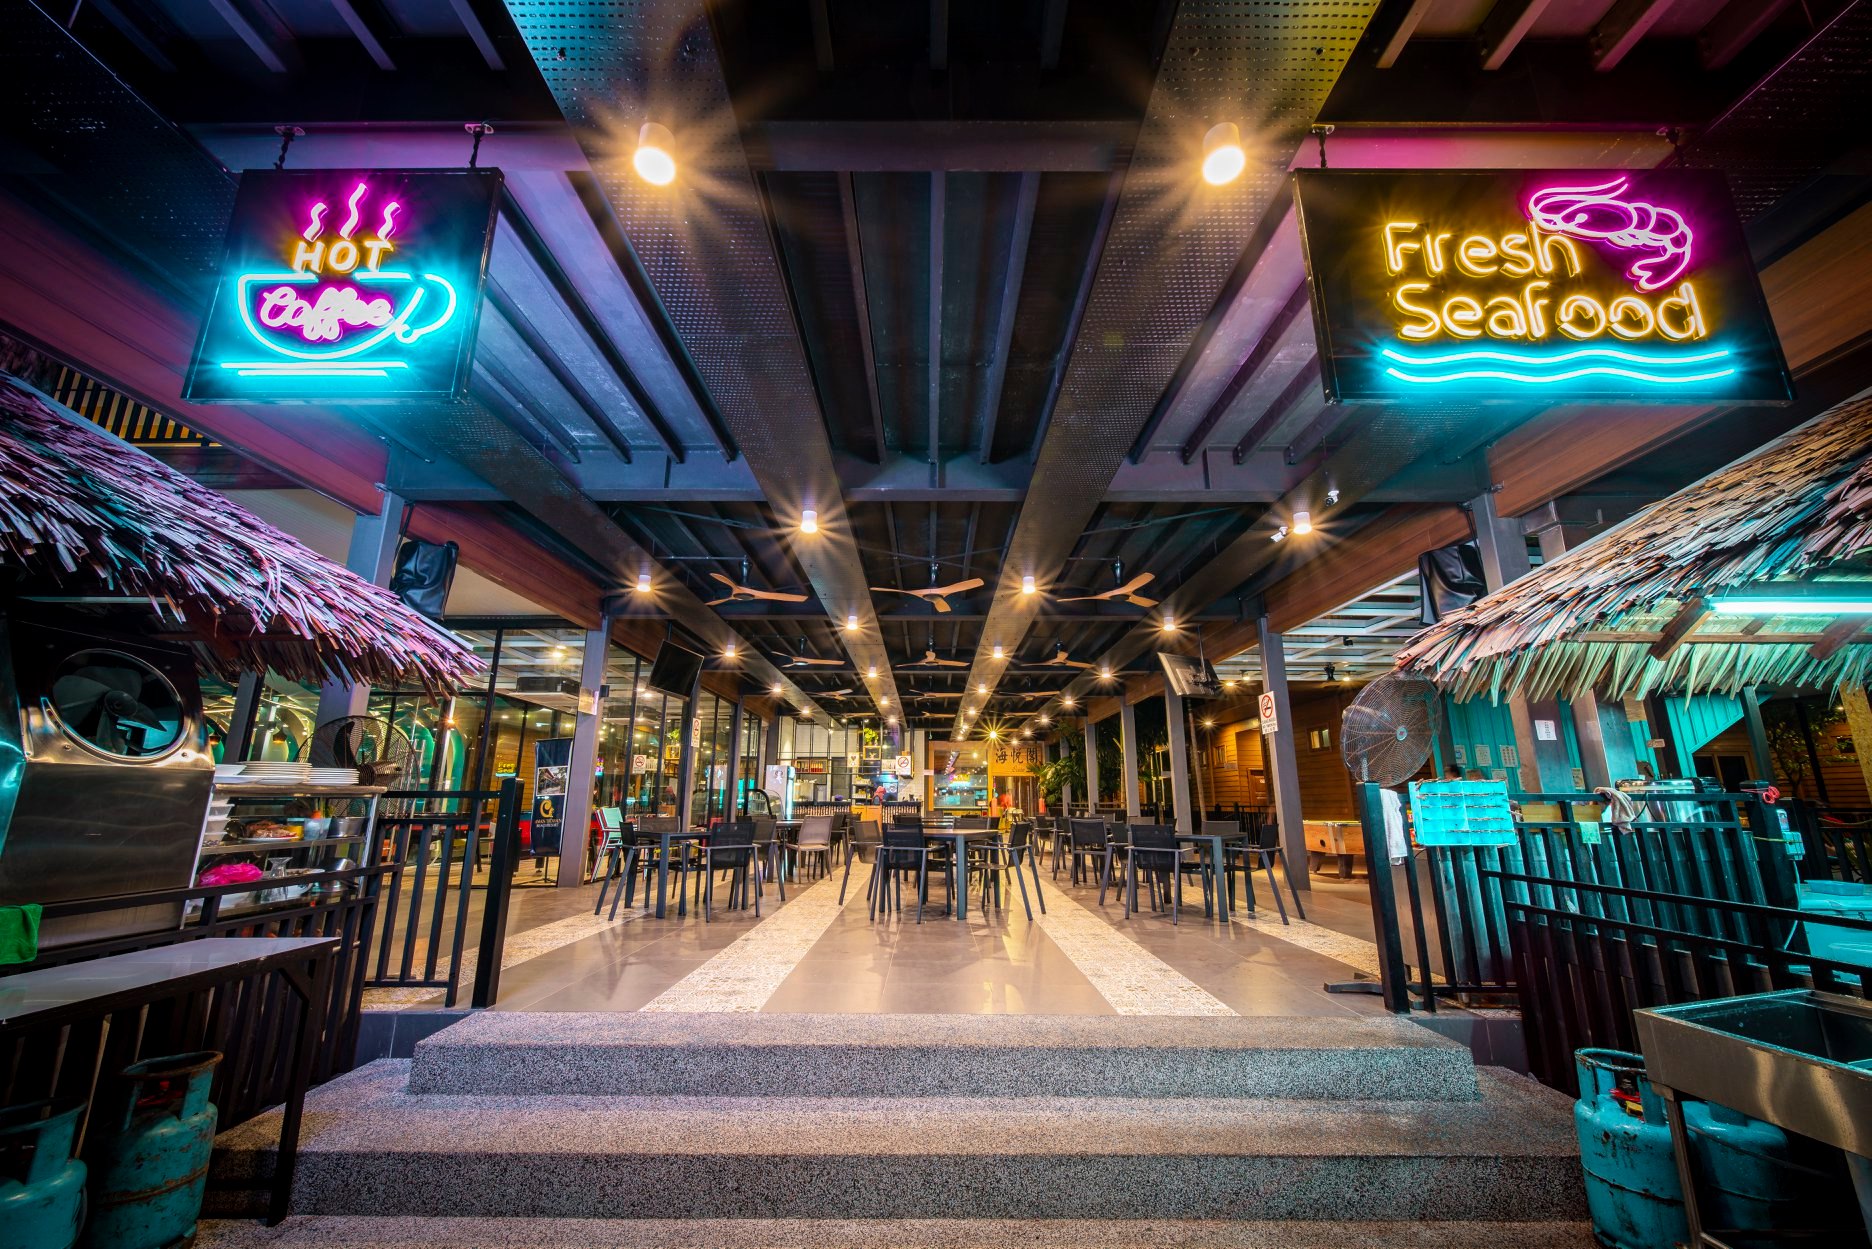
[1381,787,1409,864]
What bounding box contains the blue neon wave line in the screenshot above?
[1385,365,1737,386]
[1380,345,1730,367]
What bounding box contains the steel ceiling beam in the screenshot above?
[836,174,888,464]
[1477,0,1559,70]
[205,0,287,73]
[1591,0,1680,71]
[946,0,1382,739]
[1175,283,1310,465]
[329,0,396,71]
[504,0,905,726]
[1375,0,1436,68]
[1232,358,1320,465]
[484,280,635,464]
[447,0,507,70]
[749,121,1132,172]
[928,172,946,489]
[976,172,1038,465]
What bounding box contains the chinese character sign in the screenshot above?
[187,169,502,402]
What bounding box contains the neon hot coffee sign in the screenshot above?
[187,169,501,403]
[1292,170,1792,404]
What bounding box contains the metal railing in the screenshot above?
[7,862,391,1127]
[366,778,522,1007]
[1494,868,1872,1090]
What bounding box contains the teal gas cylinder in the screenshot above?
[0,1100,87,1249]
[1574,1049,1688,1249]
[81,1051,221,1249]
[1683,1100,1834,1230]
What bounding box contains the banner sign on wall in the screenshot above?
[529,737,573,858]
[1291,170,1792,404]
[186,169,501,402]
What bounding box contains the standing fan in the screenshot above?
[302,716,416,786]
[1340,671,1442,786]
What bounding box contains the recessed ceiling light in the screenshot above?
[800,508,819,534]
[1161,615,1176,632]
[1021,575,1036,595]
[845,612,858,631]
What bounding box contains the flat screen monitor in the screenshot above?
[646,641,704,698]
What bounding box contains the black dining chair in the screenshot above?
[870,827,934,923]
[838,819,883,904]
[1064,818,1115,902]
[694,822,760,920]
[1229,821,1305,922]
[1124,824,1209,925]
[977,820,1041,919]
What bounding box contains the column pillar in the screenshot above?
[1164,686,1193,832]
[558,621,610,887]
[1119,693,1141,823]
[724,697,745,815]
[1473,491,1553,792]
[316,492,404,726]
[1257,614,1308,890]
[1740,685,1775,783]
[1841,686,1872,799]
[224,671,263,764]
[1084,717,1100,814]
[1532,509,1611,789]
[675,669,702,827]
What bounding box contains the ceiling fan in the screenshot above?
[706,566,809,606]
[869,576,985,613]
[1059,569,1159,609]
[906,649,969,668]
[817,687,857,698]
[773,637,844,667]
[1028,645,1093,670]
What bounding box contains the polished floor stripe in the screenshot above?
[638,875,850,1013]
[1230,908,1387,982]
[1032,877,1235,1016]
[362,906,649,1009]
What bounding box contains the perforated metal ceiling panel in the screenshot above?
[950,0,1381,733]
[504,0,905,722]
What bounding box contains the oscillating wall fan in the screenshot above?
[1339,671,1442,787]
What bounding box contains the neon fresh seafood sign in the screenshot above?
[1377,179,1729,387]
[186,168,500,403]
[1291,169,1789,403]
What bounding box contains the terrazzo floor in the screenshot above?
[362,853,1412,1017]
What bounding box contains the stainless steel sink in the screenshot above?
[1635,989,1872,1157]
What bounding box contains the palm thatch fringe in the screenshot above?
[1399,392,1872,701]
[0,374,482,692]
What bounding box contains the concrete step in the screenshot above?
[215,1061,1584,1222]
[406,1012,1480,1102]
[197,1216,1596,1248]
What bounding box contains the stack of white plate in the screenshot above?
[234,761,314,785]
[203,797,236,844]
[309,767,360,786]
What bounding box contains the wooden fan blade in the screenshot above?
[710,572,736,586]
[1055,593,1108,603]
[750,588,809,602]
[931,597,951,613]
[1124,594,1161,608]
[934,578,985,595]
[868,586,914,595]
[1121,572,1156,592]
[706,596,736,606]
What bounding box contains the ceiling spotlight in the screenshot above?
[963,708,974,718]
[845,612,858,632]
[1224,678,1237,687]
[1202,122,1246,186]
[868,664,878,679]
[880,697,890,706]
[771,683,783,696]
[1292,510,1313,536]
[1021,728,1031,738]
[1021,574,1036,596]
[1203,718,1215,728]
[987,729,1000,741]
[1062,695,1075,708]
[1039,715,1050,725]
[1325,487,1341,506]
[977,682,988,694]
[633,122,677,186]
[992,644,1004,660]
[636,570,652,592]
[724,643,737,659]
[1161,615,1177,632]
[800,508,819,535]
[1099,665,1112,679]
[1271,525,1290,543]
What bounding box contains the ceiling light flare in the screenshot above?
[800,508,819,535]
[868,664,878,679]
[1099,665,1112,679]
[1062,696,1075,708]
[1202,122,1246,186]
[771,683,783,696]
[992,644,1004,660]
[724,643,737,659]
[636,570,652,593]
[845,612,858,632]
[1162,615,1177,632]
[1021,574,1036,595]
[1292,510,1313,536]
[977,682,988,694]
[633,122,677,186]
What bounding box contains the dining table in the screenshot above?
[1173,830,1258,922]
[922,829,1002,921]
[624,830,707,918]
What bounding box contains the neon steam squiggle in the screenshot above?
[1525,178,1693,293]
[1380,345,1729,367]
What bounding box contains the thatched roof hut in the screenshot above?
[1398,392,1872,702]
[0,374,481,691]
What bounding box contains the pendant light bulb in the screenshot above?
[1202,122,1247,186]
[633,122,678,186]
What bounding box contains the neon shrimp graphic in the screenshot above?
[1525,177,1693,293]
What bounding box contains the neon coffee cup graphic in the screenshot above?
[218,179,460,380]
